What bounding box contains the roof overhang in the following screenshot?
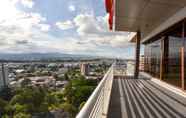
[108,0,186,43]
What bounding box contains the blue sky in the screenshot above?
[0,0,138,59]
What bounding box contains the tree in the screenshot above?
[2,114,9,118]
[13,112,31,118]
[21,78,31,87]
[14,104,27,113]
[62,77,97,115]
[0,87,13,101]
[10,87,48,113]
[64,73,69,81]
[60,103,77,118]
[0,98,7,115]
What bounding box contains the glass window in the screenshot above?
[144,40,161,78]
[164,36,182,87]
[144,22,184,89]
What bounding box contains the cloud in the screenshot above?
[0,0,135,58]
[68,5,76,12]
[71,13,136,48]
[73,14,102,35]
[54,13,136,58]
[0,4,52,53]
[1,11,50,31]
[38,24,50,32]
[0,12,135,58]
[56,20,75,30]
[15,40,29,45]
[20,0,34,8]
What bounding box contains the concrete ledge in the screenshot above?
[140,72,186,98]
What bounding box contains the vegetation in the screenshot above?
[0,68,97,118]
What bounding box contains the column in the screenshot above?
[134,31,141,79]
[181,21,185,90]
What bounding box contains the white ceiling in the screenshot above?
[115,0,186,40]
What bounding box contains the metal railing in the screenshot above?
[76,64,114,118]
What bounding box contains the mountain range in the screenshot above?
[0,53,98,61]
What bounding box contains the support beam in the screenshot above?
[181,47,184,90]
[134,31,141,79]
[160,37,164,80]
[181,21,185,90]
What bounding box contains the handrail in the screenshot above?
[76,64,114,118]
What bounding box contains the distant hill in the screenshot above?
[0,53,98,61]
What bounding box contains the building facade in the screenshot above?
[0,64,9,89]
[80,63,89,76]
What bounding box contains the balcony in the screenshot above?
[76,63,186,118]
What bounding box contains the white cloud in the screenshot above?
[0,12,135,58]
[20,0,34,8]
[73,14,102,35]
[39,24,50,32]
[56,20,74,30]
[68,5,76,12]
[0,11,49,31]
[71,13,136,48]
[0,0,135,59]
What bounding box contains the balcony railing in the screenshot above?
[76,64,114,118]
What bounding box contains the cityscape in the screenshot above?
[0,58,136,118]
[1,0,186,118]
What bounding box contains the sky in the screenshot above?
[0,0,137,59]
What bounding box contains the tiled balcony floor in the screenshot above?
[107,77,186,118]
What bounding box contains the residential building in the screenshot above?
[80,63,89,76]
[0,64,9,89]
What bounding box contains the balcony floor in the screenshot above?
[107,77,186,118]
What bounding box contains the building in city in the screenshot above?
[80,63,89,76]
[0,64,9,89]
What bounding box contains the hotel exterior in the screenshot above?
[105,0,186,90]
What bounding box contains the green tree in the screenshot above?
[10,87,48,113]
[2,114,9,118]
[64,73,69,80]
[13,112,31,118]
[60,103,77,118]
[0,98,7,115]
[13,104,27,113]
[63,77,97,115]
[21,78,31,87]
